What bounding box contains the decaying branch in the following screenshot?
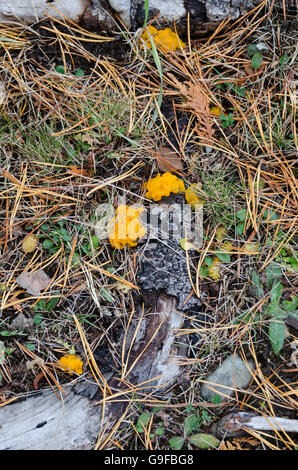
[0,0,263,33]
[212,411,298,438]
[0,293,185,449]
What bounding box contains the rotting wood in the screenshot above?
[0,293,185,449]
[0,387,101,450]
[123,293,184,391]
[212,411,298,438]
[0,0,263,34]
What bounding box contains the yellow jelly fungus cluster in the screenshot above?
[145,172,185,202]
[220,241,234,252]
[141,26,186,52]
[210,106,222,116]
[185,183,205,209]
[215,225,228,242]
[22,234,38,253]
[208,257,221,280]
[108,205,146,249]
[58,354,83,376]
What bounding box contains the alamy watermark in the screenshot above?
[93,197,203,248]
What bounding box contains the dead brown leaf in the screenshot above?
[16,269,51,296]
[153,146,184,172]
[67,166,88,177]
[244,63,266,81]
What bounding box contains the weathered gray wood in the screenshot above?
[0,0,261,32]
[212,411,298,438]
[123,294,184,391]
[0,294,184,449]
[0,0,91,24]
[0,388,101,450]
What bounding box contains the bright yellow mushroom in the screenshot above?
[108,205,146,249]
[145,172,185,202]
[58,354,83,375]
[141,26,186,52]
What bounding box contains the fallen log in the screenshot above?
[0,293,185,449]
[0,0,262,34]
[0,387,101,450]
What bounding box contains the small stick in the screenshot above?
[212,412,298,438]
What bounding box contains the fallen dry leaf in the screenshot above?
[244,62,266,81]
[10,312,34,331]
[68,166,88,177]
[153,146,183,172]
[16,269,51,296]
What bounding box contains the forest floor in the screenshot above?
[0,0,297,450]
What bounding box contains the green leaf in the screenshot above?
[3,347,15,357]
[231,86,246,97]
[251,270,264,297]
[135,413,152,433]
[33,313,44,326]
[55,65,65,74]
[266,263,282,288]
[281,295,298,311]
[236,209,248,221]
[59,229,72,242]
[200,265,209,279]
[0,330,19,337]
[26,343,35,352]
[88,236,99,251]
[216,252,231,263]
[251,51,263,69]
[180,238,197,251]
[168,436,185,450]
[279,54,290,66]
[184,415,200,436]
[99,288,113,303]
[270,279,283,304]
[46,296,60,311]
[210,394,222,404]
[220,113,234,128]
[155,426,165,436]
[188,433,220,449]
[263,208,278,221]
[81,243,90,255]
[245,242,260,254]
[143,0,149,27]
[71,252,81,266]
[266,305,285,320]
[266,280,284,318]
[236,222,245,235]
[152,406,163,412]
[204,256,213,267]
[34,299,47,311]
[268,319,285,355]
[43,239,54,250]
[75,68,84,77]
[286,310,298,321]
[247,44,258,56]
[145,27,163,130]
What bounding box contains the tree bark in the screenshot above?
[0,0,262,33]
